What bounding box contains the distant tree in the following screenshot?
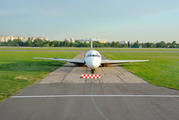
[167,42,172,48]
[156,43,161,48]
[25,38,32,46]
[43,43,49,47]
[170,41,177,48]
[0,42,7,46]
[127,41,131,48]
[63,41,70,47]
[136,40,139,44]
[7,40,13,46]
[152,44,156,48]
[13,39,24,46]
[111,41,116,47]
[83,41,88,47]
[69,42,74,47]
[160,41,166,48]
[124,44,128,48]
[33,39,43,47]
[52,41,58,47]
[145,42,153,48]
[57,41,61,47]
[116,42,121,47]
[172,41,176,45]
[59,41,63,47]
[103,42,110,47]
[131,40,139,47]
[97,42,103,47]
[141,43,145,48]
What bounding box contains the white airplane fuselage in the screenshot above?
[85,50,101,70]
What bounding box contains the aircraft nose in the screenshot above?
[89,58,100,69]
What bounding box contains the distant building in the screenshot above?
[48,40,54,42]
[37,36,48,40]
[23,37,28,42]
[15,36,23,41]
[95,38,107,43]
[37,36,44,40]
[44,37,48,40]
[70,37,75,43]
[65,38,70,42]
[75,39,90,43]
[75,39,87,43]
[74,38,107,43]
[0,35,14,42]
[0,35,49,42]
[120,41,128,45]
[31,36,37,40]
[131,42,135,45]
[0,35,5,42]
[58,39,64,42]
[6,35,14,41]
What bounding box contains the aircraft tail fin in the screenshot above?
[91,38,93,50]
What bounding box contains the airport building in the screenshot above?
[0,35,5,42]
[0,35,14,42]
[0,35,49,42]
[120,40,128,45]
[74,38,107,43]
[70,38,75,43]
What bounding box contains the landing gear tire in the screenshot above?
[91,69,95,74]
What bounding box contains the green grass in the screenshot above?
[102,52,179,89]
[0,51,79,102]
[1,49,179,102]
[0,47,179,51]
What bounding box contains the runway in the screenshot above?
[0,53,179,120]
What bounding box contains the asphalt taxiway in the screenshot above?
[0,53,179,120]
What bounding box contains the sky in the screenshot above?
[0,0,179,43]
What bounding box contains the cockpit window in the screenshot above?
[87,53,100,58]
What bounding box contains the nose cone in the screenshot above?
[86,58,100,69]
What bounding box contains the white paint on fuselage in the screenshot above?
[85,50,101,70]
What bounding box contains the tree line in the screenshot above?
[0,39,127,48]
[130,40,179,48]
[0,38,178,48]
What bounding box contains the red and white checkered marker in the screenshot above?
[81,74,101,79]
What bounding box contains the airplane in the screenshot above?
[34,39,149,73]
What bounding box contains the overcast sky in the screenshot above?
[0,0,179,42]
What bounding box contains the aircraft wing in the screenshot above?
[101,60,149,64]
[33,57,85,64]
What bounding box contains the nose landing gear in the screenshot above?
[91,69,95,74]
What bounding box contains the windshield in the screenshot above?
[87,53,100,58]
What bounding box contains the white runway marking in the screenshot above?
[11,95,179,98]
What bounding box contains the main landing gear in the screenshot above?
[91,69,95,74]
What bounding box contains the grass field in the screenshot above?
[0,47,179,51]
[102,52,179,89]
[0,48,179,102]
[0,51,79,102]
